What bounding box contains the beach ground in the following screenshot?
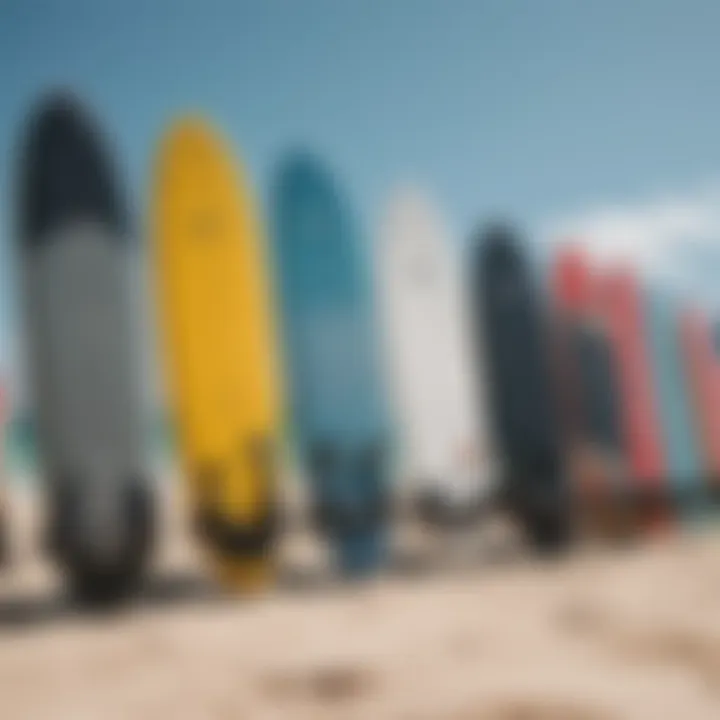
[2,480,720,719]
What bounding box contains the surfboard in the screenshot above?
[270,151,389,575]
[551,246,597,491]
[551,246,627,537]
[471,223,570,549]
[573,316,626,484]
[595,269,668,530]
[0,379,7,566]
[152,118,281,591]
[679,309,720,498]
[17,92,153,603]
[709,321,720,504]
[646,291,702,514]
[376,188,495,527]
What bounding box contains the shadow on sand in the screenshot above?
[0,534,538,634]
[0,570,220,631]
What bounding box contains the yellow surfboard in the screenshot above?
[152,118,281,590]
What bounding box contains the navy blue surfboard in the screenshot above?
[270,152,390,575]
[471,223,570,549]
[571,323,625,467]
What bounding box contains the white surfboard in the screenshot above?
[376,188,495,521]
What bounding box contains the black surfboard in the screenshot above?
[16,92,154,604]
[571,323,624,462]
[569,321,637,535]
[471,223,570,549]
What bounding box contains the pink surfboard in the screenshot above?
[595,268,667,530]
[552,247,629,536]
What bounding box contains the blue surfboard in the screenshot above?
[270,152,390,576]
[645,289,702,515]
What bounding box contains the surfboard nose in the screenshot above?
[19,90,126,245]
[477,221,521,260]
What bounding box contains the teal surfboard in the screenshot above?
[645,289,702,516]
[270,152,390,576]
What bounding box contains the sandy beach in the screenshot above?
[3,480,720,719]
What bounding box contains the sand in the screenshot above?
[3,480,720,719]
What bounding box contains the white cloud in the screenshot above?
[541,182,720,312]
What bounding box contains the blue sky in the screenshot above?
[3,0,720,384]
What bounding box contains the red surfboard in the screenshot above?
[551,246,594,470]
[679,309,720,488]
[709,320,720,499]
[595,267,667,529]
[551,246,627,536]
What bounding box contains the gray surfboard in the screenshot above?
[17,92,153,603]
